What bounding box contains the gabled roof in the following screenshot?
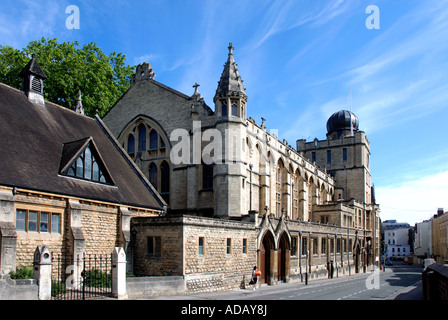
[59,137,91,173]
[214,43,247,102]
[0,82,166,210]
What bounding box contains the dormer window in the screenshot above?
[60,138,113,185]
[66,146,108,182]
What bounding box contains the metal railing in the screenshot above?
[51,253,112,300]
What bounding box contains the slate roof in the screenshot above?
[0,82,166,210]
[18,54,47,79]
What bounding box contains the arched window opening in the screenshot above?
[222,103,228,116]
[127,134,135,154]
[276,160,284,217]
[149,130,158,150]
[138,124,146,151]
[149,163,157,189]
[231,103,238,116]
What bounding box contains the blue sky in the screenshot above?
[1,0,447,225]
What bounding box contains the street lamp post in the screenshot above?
[305,247,309,285]
[335,233,338,278]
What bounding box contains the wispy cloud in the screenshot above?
[133,54,159,66]
[376,169,448,225]
[244,0,353,52]
[310,1,448,135]
[0,0,64,48]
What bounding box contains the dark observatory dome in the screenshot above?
[326,110,359,134]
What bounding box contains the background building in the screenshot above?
[431,208,448,264]
[414,219,432,259]
[382,220,413,260]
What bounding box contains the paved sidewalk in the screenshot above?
[134,269,385,300]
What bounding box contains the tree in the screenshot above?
[0,38,135,116]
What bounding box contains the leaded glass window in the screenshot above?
[65,145,111,184]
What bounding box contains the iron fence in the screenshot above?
[51,253,112,300]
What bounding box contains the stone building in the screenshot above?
[103,43,380,292]
[0,56,166,275]
[431,209,448,264]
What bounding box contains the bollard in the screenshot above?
[33,245,52,300]
[112,247,127,299]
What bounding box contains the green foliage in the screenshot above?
[84,269,111,288]
[0,37,135,117]
[51,281,67,297]
[9,265,34,279]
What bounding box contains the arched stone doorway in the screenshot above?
[277,232,290,282]
[259,231,274,284]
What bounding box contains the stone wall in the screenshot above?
[126,275,185,298]
[80,201,119,255]
[0,275,38,300]
[132,214,257,293]
[2,186,159,271]
[132,216,184,276]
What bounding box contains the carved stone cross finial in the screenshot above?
[193,82,200,94]
[228,42,234,55]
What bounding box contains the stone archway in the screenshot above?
[259,231,275,284]
[277,232,290,282]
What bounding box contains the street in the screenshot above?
[145,264,423,300]
[242,265,423,300]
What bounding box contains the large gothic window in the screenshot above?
[292,172,298,220]
[276,160,283,217]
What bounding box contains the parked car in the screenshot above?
[385,258,393,266]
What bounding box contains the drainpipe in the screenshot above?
[299,230,302,282]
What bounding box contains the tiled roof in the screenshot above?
[0,82,165,210]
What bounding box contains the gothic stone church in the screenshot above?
[103,44,381,292]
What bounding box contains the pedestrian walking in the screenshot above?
[251,266,261,290]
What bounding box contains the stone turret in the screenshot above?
[214,43,248,217]
[214,43,247,120]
